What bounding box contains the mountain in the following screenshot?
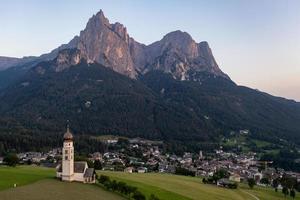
[0,10,299,153]
[39,10,228,80]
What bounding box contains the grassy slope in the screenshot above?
[0,166,124,200]
[0,166,299,200]
[99,171,299,200]
[0,179,124,200]
[0,165,54,190]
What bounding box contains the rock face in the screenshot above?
[140,31,229,80]
[54,49,84,72]
[76,11,136,78]
[40,10,229,80]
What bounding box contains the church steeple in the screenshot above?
[62,123,74,181]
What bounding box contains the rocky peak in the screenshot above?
[74,10,137,78]
[161,30,195,49]
[149,30,199,59]
[141,31,228,80]
[88,10,110,28]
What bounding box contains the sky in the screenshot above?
[0,0,299,101]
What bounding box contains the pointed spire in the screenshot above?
[66,120,70,133]
[94,9,110,26]
[96,9,105,18]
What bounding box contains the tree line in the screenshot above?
[98,175,160,200]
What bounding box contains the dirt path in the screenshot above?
[241,190,260,200]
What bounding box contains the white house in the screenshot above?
[56,126,95,183]
[124,167,134,173]
[254,172,263,183]
[137,167,147,173]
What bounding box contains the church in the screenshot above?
[56,126,96,183]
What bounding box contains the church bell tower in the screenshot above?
[62,125,74,181]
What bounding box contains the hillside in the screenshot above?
[141,71,300,144]
[0,59,216,142]
[0,166,124,200]
[99,171,298,200]
[1,166,297,200]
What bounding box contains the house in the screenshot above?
[254,172,263,183]
[90,152,102,161]
[0,157,3,164]
[124,167,134,173]
[56,127,96,183]
[229,174,241,182]
[137,167,147,173]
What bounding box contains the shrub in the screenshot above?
[132,191,146,200]
[175,167,195,177]
[282,187,289,197]
[98,175,143,199]
[149,194,160,200]
[248,178,256,189]
[111,180,118,191]
[3,153,19,167]
[228,182,238,189]
[94,160,102,170]
[290,189,296,199]
[98,175,110,184]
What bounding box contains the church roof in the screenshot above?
[74,162,86,173]
[84,168,95,178]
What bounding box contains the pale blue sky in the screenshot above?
[0,0,299,101]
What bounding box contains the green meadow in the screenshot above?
[0,166,124,200]
[0,165,54,191]
[99,171,299,200]
[0,166,298,200]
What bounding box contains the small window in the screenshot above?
[65,156,68,160]
[65,150,68,154]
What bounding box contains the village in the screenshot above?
[2,136,299,191]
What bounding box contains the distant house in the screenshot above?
[0,157,3,164]
[137,167,147,173]
[158,164,166,173]
[254,172,263,183]
[90,152,102,161]
[229,174,241,182]
[124,167,134,173]
[106,139,118,144]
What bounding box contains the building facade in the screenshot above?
[56,127,96,183]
